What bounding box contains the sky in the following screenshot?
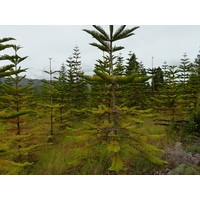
[1,25,200,79]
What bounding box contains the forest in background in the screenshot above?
[1,25,200,175]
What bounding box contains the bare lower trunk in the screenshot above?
[50,95,53,136]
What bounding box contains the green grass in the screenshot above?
[25,116,168,175]
[2,109,191,175]
[184,145,200,154]
[27,143,70,175]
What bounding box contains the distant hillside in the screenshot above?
[0,77,45,90]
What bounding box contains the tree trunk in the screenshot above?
[109,41,118,135]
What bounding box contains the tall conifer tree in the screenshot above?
[66,46,88,111]
[123,52,149,108]
[153,65,189,131]
[188,50,200,108]
[66,26,167,175]
[0,45,35,134]
[0,44,42,174]
[41,59,59,136]
[54,63,68,123]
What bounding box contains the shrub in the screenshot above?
[184,145,200,154]
[169,164,200,175]
[181,108,200,143]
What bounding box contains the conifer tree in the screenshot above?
[114,53,125,76]
[162,61,168,81]
[123,52,149,108]
[177,53,194,111]
[0,39,30,174]
[148,67,164,91]
[179,53,191,86]
[153,65,189,131]
[41,59,59,136]
[193,49,200,75]
[66,55,77,111]
[0,45,35,134]
[90,56,111,108]
[0,44,41,174]
[66,46,88,111]
[125,52,140,75]
[66,26,167,175]
[54,63,68,123]
[188,50,200,109]
[153,64,195,141]
[114,53,126,107]
[154,65,180,115]
[156,67,164,90]
[83,25,140,136]
[73,46,88,110]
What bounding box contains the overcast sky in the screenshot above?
[1,25,200,79]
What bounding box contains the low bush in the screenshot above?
[180,108,200,143]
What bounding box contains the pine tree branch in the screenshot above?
[112,25,126,39]
[93,25,109,40]
[89,43,109,52]
[113,26,140,41]
[0,37,15,43]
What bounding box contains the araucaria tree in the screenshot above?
[54,63,68,124]
[0,43,40,174]
[187,50,200,109]
[65,46,88,110]
[41,59,58,136]
[179,53,191,86]
[0,45,33,136]
[66,26,167,175]
[123,52,149,108]
[83,26,140,136]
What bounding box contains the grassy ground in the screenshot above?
[2,108,199,175]
[22,115,170,175]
